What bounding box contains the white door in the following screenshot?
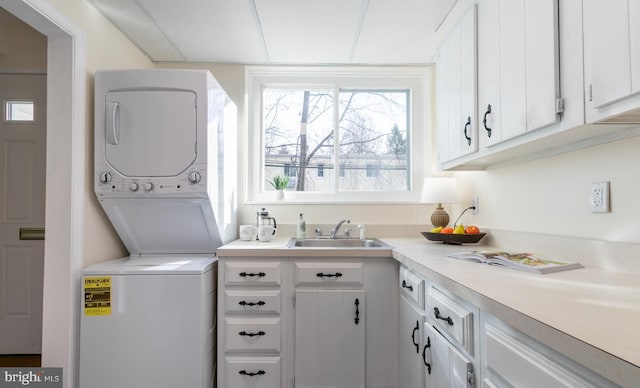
[294,290,365,388]
[399,294,426,388]
[425,324,474,388]
[0,74,46,354]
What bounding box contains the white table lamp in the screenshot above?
[421,177,459,228]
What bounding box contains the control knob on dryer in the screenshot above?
[99,172,112,184]
[129,183,139,192]
[188,171,201,184]
[143,182,154,191]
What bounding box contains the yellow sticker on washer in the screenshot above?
[84,277,112,316]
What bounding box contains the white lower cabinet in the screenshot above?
[294,290,365,388]
[399,265,427,388]
[424,324,474,388]
[480,315,617,388]
[218,256,398,388]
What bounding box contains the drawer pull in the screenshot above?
[238,369,266,377]
[354,298,360,325]
[401,280,413,291]
[422,336,432,374]
[316,272,343,278]
[433,307,454,326]
[463,116,472,146]
[411,320,419,353]
[239,271,266,278]
[238,300,266,307]
[238,330,266,337]
[482,104,492,138]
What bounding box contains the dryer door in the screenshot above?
[103,90,197,177]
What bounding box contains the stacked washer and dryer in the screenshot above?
[79,69,236,388]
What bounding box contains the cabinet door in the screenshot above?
[436,5,478,164]
[424,324,474,388]
[436,39,451,164]
[480,0,559,144]
[294,290,365,388]
[524,0,560,132]
[477,0,501,147]
[584,0,632,108]
[399,294,426,388]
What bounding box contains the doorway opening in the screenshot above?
[0,1,85,385]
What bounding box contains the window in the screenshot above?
[248,66,429,203]
[4,100,35,122]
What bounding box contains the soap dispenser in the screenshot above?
[296,213,306,239]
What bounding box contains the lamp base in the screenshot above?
[430,206,450,228]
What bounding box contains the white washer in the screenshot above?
[79,256,216,388]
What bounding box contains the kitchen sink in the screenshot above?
[286,237,391,249]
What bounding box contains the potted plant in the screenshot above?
[269,175,289,200]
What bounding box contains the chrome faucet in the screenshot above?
[330,219,350,238]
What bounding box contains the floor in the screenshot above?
[0,354,42,367]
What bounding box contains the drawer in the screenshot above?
[294,261,363,286]
[225,290,281,315]
[224,261,281,286]
[399,265,425,309]
[224,356,281,388]
[427,286,474,355]
[483,322,604,388]
[225,318,281,353]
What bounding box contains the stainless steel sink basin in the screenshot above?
[286,237,391,249]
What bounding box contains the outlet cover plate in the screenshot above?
[591,181,610,213]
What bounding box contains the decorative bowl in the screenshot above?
[421,232,486,245]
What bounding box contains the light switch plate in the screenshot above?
[591,181,610,213]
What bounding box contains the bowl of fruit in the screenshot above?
[421,224,486,245]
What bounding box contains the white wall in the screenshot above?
[454,135,640,244]
[0,7,46,72]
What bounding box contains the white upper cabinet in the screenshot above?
[438,0,590,170]
[477,0,560,146]
[584,0,640,122]
[436,5,478,164]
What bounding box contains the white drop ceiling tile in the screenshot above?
[137,0,267,63]
[352,0,435,64]
[254,0,366,63]
[88,0,185,61]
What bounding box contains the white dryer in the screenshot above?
[94,69,237,253]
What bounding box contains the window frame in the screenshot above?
[246,66,430,204]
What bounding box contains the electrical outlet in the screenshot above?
[591,182,610,213]
[471,196,479,214]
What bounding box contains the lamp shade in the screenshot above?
[421,177,459,204]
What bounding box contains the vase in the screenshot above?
[276,190,285,200]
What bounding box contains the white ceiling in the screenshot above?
[88,0,457,64]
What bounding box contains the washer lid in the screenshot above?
[82,255,216,275]
[104,89,197,177]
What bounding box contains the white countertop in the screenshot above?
[217,237,640,386]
